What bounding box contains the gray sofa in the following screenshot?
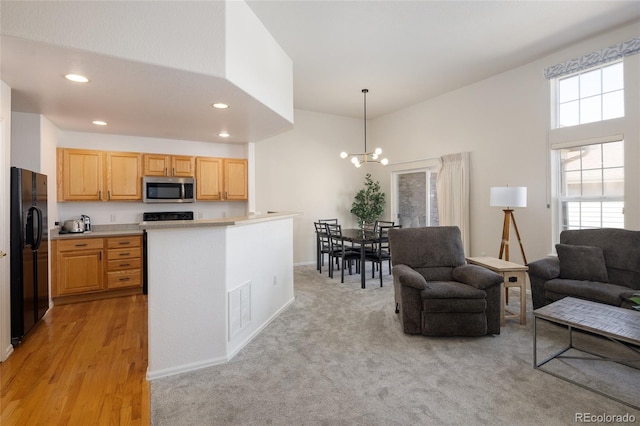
[528,228,640,310]
[388,226,503,336]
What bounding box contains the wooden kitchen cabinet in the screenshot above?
[195,157,247,201]
[224,158,248,201]
[52,238,105,296]
[106,236,143,289]
[105,151,142,200]
[57,148,142,202]
[195,157,223,200]
[57,149,104,201]
[52,235,143,304]
[143,154,195,177]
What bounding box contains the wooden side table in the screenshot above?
[466,257,529,326]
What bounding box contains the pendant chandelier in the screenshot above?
[340,89,388,167]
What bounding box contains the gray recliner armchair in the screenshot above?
[388,226,503,336]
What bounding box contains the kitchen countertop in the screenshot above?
[141,211,300,230]
[50,212,300,239]
[50,223,143,240]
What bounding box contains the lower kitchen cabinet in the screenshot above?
[52,235,143,304]
[54,238,104,295]
[106,236,143,289]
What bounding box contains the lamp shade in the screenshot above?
[490,187,527,208]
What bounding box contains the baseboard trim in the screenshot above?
[146,355,228,381]
[226,296,296,361]
[2,343,14,362]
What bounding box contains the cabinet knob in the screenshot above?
[0,251,6,258]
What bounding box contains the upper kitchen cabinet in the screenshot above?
[224,158,248,201]
[57,148,142,202]
[195,157,223,200]
[195,157,247,201]
[57,148,104,201]
[143,154,195,177]
[105,151,142,201]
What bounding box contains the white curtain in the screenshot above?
[436,152,470,254]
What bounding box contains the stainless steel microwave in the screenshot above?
[143,176,195,203]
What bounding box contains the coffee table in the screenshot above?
[534,297,640,409]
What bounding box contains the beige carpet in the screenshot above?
[151,264,640,425]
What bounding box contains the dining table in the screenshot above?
[341,228,382,289]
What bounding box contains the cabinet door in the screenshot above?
[57,149,103,201]
[105,152,142,200]
[224,158,248,201]
[171,156,195,177]
[143,154,170,176]
[195,157,223,200]
[57,250,104,295]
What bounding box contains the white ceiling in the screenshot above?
[2,1,639,143]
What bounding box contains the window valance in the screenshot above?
[544,37,640,79]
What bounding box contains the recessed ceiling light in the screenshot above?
[65,74,90,83]
[92,120,107,126]
[212,103,229,109]
[218,132,230,137]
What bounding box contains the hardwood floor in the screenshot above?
[0,294,149,425]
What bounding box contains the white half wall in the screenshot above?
[146,216,295,379]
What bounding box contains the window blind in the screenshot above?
[544,37,640,79]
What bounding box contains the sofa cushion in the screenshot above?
[560,229,640,289]
[545,279,631,306]
[556,244,609,282]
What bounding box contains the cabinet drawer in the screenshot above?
[107,269,142,289]
[107,246,142,260]
[107,236,141,249]
[57,238,104,252]
[107,257,142,271]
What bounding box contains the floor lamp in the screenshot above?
[490,186,528,264]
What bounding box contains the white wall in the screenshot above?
[255,109,377,264]
[255,23,640,266]
[1,81,12,361]
[55,131,249,225]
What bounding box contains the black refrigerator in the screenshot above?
[10,167,49,345]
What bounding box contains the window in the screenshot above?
[557,140,624,230]
[556,61,624,127]
[393,169,439,228]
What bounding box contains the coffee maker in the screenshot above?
[80,214,91,232]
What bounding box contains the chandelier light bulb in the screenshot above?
[351,156,359,165]
[372,153,379,160]
[355,162,362,168]
[340,152,348,159]
[380,158,389,166]
[374,148,382,155]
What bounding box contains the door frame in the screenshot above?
[1,117,13,361]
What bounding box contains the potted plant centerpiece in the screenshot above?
[351,173,385,231]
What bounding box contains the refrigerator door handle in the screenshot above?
[33,206,43,250]
[25,207,35,248]
[26,206,43,250]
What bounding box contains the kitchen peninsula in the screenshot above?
[143,211,299,380]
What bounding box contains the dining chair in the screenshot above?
[325,223,361,283]
[368,220,395,272]
[315,218,338,273]
[367,224,402,287]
